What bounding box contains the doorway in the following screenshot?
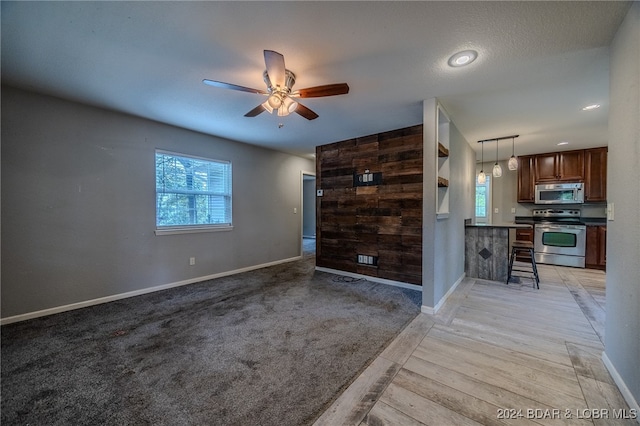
[301,172,316,257]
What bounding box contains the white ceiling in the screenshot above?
[1,1,631,160]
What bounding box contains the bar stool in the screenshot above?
[507,240,540,289]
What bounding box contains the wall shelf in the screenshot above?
[436,104,451,217]
[438,143,449,158]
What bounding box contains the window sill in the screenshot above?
[155,225,234,236]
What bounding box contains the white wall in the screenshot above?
[604,1,640,411]
[1,86,314,320]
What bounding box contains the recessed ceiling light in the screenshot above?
[582,104,601,111]
[557,141,570,146]
[448,50,478,67]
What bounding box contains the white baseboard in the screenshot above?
[602,351,640,422]
[421,272,466,315]
[1,255,302,325]
[314,267,422,292]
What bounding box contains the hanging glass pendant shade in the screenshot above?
[477,170,487,184]
[477,141,486,184]
[492,138,502,177]
[493,162,503,177]
[508,136,518,170]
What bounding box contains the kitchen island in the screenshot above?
[465,222,533,282]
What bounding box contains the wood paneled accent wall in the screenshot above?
[316,125,423,285]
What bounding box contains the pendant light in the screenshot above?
[477,141,486,184]
[508,136,518,171]
[493,138,502,178]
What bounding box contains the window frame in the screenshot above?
[154,150,233,236]
[475,175,491,224]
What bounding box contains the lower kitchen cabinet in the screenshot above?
[585,225,606,270]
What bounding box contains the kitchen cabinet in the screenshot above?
[585,147,608,202]
[585,225,606,270]
[517,155,535,203]
[534,150,584,183]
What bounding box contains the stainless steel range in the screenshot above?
[533,208,586,268]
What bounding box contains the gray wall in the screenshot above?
[434,123,475,303]
[422,99,475,309]
[1,86,314,319]
[605,1,639,409]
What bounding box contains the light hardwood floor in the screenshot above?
[315,265,638,425]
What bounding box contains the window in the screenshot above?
[155,151,232,233]
[475,175,491,223]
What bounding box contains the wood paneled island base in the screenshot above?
[465,223,533,283]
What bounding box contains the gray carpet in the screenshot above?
[1,257,420,425]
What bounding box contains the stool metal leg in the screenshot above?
[529,248,540,289]
[506,247,515,285]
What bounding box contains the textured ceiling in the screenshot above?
[1,1,631,159]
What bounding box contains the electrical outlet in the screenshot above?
[357,254,378,266]
[494,208,499,214]
[189,257,196,266]
[607,202,614,221]
[511,207,516,214]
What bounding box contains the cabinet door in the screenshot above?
[558,150,585,181]
[585,147,607,202]
[585,226,599,268]
[585,225,607,269]
[515,228,534,242]
[534,153,559,182]
[517,155,535,202]
[598,225,607,267]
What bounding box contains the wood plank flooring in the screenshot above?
[314,265,637,425]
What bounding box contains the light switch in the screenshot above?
[293,207,297,214]
[494,208,499,214]
[511,207,516,214]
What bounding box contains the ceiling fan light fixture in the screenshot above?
[267,93,282,109]
[262,100,274,114]
[282,96,298,113]
[448,50,478,67]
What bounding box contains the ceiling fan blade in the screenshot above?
[203,79,267,95]
[264,50,286,88]
[244,104,266,117]
[294,102,319,120]
[295,83,350,98]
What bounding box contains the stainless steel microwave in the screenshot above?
[535,182,584,204]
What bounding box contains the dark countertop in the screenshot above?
[465,222,532,229]
[515,216,607,226]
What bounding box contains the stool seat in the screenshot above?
[507,240,540,289]
[512,240,534,249]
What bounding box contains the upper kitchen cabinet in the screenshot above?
[516,147,607,203]
[534,150,585,183]
[585,147,608,202]
[517,155,535,203]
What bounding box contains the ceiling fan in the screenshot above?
[203,50,349,121]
